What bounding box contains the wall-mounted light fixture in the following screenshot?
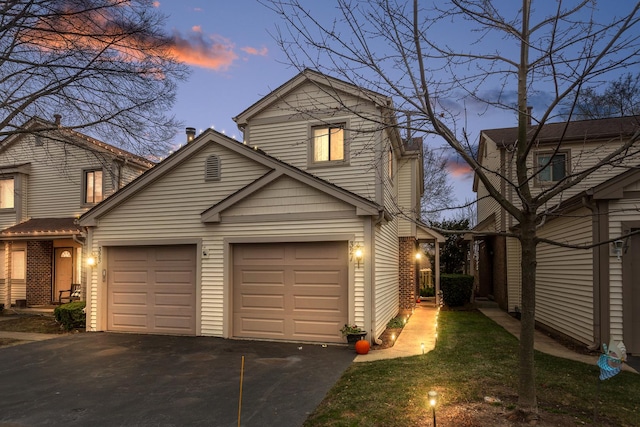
[350,242,363,268]
[612,239,629,261]
[415,252,422,261]
[87,247,102,267]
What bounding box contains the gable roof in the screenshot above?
[79,129,386,227]
[233,69,391,127]
[0,116,154,169]
[482,115,640,148]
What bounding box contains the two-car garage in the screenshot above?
[106,241,349,343]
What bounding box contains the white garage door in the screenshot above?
[108,245,196,335]
[233,241,348,343]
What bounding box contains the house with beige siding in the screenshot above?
[78,70,443,344]
[473,115,640,354]
[0,117,153,309]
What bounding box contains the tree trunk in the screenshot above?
[517,215,538,413]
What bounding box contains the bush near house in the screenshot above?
[54,301,86,331]
[440,274,474,307]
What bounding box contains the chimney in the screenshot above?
[186,127,196,142]
[526,106,532,126]
[54,114,62,125]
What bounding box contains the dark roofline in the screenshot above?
[483,115,640,148]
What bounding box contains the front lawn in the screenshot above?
[304,310,640,426]
[0,315,65,334]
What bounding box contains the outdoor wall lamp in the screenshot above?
[350,242,363,268]
[415,252,422,261]
[612,239,629,261]
[87,247,102,267]
[428,390,438,426]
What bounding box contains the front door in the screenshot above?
[54,248,74,303]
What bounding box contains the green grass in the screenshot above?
[303,310,640,426]
[0,315,64,334]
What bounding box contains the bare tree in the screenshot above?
[0,0,189,156]
[264,0,640,417]
[563,72,640,120]
[421,143,455,222]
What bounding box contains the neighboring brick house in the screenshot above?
[473,115,640,354]
[0,117,153,307]
[79,70,443,343]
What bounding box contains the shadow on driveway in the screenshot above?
[0,333,355,426]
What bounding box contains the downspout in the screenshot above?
[582,195,601,351]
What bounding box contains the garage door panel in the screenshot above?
[111,271,149,284]
[233,242,347,343]
[111,313,148,328]
[293,319,344,338]
[237,316,285,335]
[108,245,196,336]
[294,270,344,285]
[241,294,285,310]
[111,292,148,305]
[293,296,342,311]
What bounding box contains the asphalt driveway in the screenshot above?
[0,333,355,426]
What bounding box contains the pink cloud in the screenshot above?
[241,46,268,56]
[192,25,202,33]
[152,1,160,7]
[169,30,238,70]
[447,161,473,178]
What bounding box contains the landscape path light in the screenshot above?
[428,390,438,426]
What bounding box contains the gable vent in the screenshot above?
[205,155,221,181]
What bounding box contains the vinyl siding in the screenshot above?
[476,138,505,229]
[397,157,415,237]
[0,135,136,219]
[244,82,382,203]
[374,217,399,339]
[86,141,368,337]
[607,198,640,342]
[222,175,353,217]
[536,207,593,344]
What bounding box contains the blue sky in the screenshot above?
[154,0,637,210]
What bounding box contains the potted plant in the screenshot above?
[340,324,367,348]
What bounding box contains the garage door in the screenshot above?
[108,245,196,335]
[233,241,348,343]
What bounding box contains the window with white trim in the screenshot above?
[311,124,345,163]
[84,169,103,204]
[0,178,14,209]
[536,152,568,183]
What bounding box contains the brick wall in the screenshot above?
[26,241,53,305]
[398,237,417,310]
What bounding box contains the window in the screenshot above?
[84,170,103,204]
[312,125,345,163]
[0,178,14,209]
[388,146,394,180]
[205,155,221,181]
[537,152,567,182]
[11,250,25,280]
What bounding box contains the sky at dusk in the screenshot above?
[152,0,635,210]
[151,0,480,206]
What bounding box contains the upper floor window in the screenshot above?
[0,178,14,209]
[387,146,394,180]
[84,169,103,204]
[536,152,568,183]
[312,124,345,163]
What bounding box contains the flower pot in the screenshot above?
[346,332,367,349]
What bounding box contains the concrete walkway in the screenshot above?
[479,308,637,373]
[354,305,637,375]
[354,303,438,362]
